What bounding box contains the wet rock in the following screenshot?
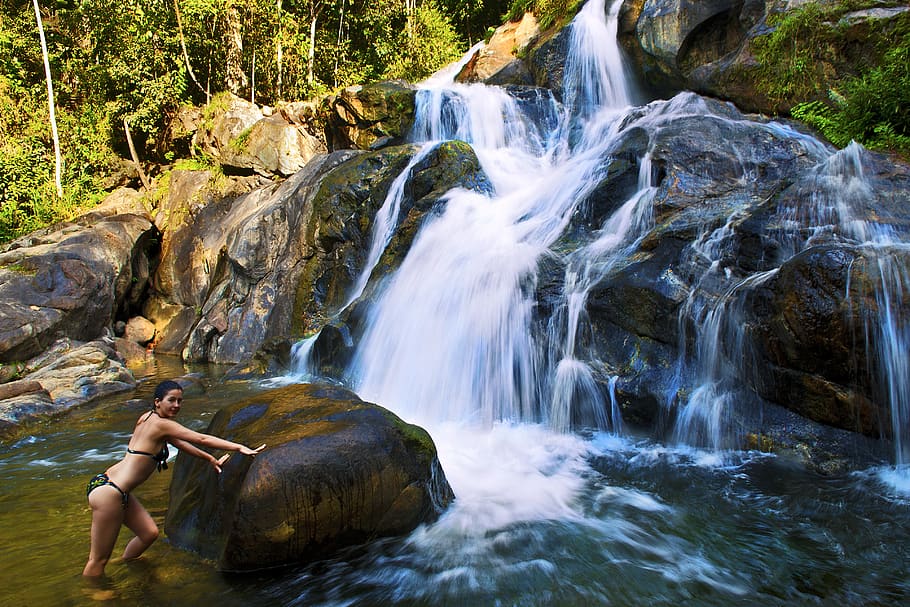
[146,139,489,367]
[0,338,136,440]
[164,383,454,571]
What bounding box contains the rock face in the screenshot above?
[0,198,155,363]
[619,0,910,113]
[0,338,136,439]
[456,12,540,85]
[144,140,490,367]
[321,81,418,151]
[164,383,454,571]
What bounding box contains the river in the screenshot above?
[4,0,910,604]
[2,359,909,605]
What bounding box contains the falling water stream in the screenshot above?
[3,1,910,604]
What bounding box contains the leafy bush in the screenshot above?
[384,2,464,81]
[755,2,909,157]
[506,0,583,30]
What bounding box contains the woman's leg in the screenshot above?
[121,495,159,560]
[83,486,125,577]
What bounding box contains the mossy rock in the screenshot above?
[164,382,454,571]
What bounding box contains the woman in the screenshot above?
[83,380,265,577]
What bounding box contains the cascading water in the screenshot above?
[288,0,910,474]
[349,0,643,430]
[807,144,910,467]
[6,2,910,605]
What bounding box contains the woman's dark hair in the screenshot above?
[154,380,184,402]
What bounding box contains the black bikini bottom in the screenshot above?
[86,473,129,509]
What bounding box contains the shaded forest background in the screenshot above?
[2,0,908,243]
[2,0,580,241]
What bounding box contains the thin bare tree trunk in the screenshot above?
[32,0,62,198]
[334,0,345,86]
[277,0,283,99]
[123,118,151,191]
[307,12,317,85]
[173,0,207,95]
[225,2,247,95]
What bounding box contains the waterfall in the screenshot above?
[784,143,910,466]
[340,142,438,311]
[670,138,910,464]
[282,0,909,473]
[549,153,656,431]
[347,0,640,429]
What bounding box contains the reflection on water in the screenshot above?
[2,374,909,606]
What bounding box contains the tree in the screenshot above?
[224,1,247,94]
[31,0,61,198]
[384,1,462,81]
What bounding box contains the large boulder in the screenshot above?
[620,0,910,113]
[164,383,454,571]
[219,112,328,177]
[0,337,136,440]
[321,81,417,151]
[0,202,155,363]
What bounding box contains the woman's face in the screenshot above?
[155,389,183,418]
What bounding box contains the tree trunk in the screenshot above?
[225,2,247,95]
[334,0,345,87]
[307,12,317,85]
[405,0,416,40]
[123,118,151,191]
[32,0,62,198]
[276,0,283,99]
[174,0,206,95]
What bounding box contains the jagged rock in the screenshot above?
[164,383,454,571]
[321,81,417,151]
[620,0,910,113]
[456,12,539,85]
[0,210,155,363]
[0,338,136,440]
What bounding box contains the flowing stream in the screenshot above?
[4,1,910,604]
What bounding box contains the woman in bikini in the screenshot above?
[83,380,265,577]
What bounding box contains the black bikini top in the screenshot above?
[127,409,169,472]
[127,445,169,472]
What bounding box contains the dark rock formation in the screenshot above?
[164,382,454,571]
[145,140,490,368]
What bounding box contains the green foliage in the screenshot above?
[506,0,582,30]
[751,3,838,103]
[383,2,464,81]
[0,0,515,243]
[760,4,910,157]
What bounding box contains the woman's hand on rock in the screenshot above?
[212,453,231,473]
[239,444,266,456]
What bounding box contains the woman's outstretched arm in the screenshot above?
[161,419,265,456]
[170,437,232,473]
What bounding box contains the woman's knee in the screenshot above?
[138,525,159,545]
